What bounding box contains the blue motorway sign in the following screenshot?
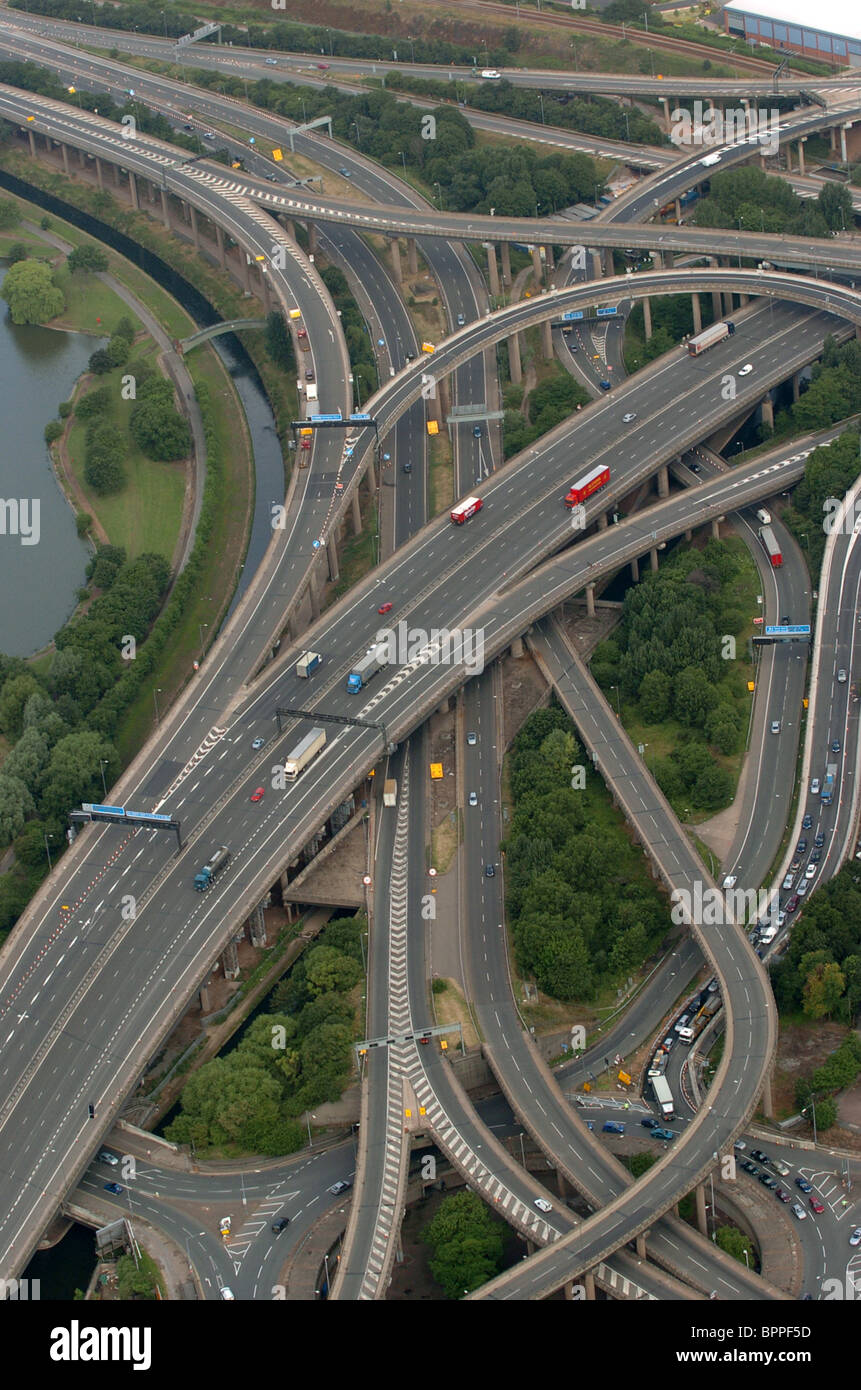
[561,310,584,321]
[82,804,125,816]
[596,305,619,317]
[765,625,811,637]
[349,413,373,422]
[124,811,174,824]
[310,413,343,423]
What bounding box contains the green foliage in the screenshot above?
[67,243,108,273]
[0,196,21,228]
[75,383,112,421]
[129,382,192,461]
[1,259,65,324]
[84,419,126,494]
[693,166,830,239]
[167,916,364,1154]
[504,705,666,1001]
[114,1251,159,1299]
[715,1226,754,1266]
[628,1152,657,1178]
[421,1190,505,1298]
[44,419,63,443]
[86,543,127,590]
[6,241,29,264]
[319,266,377,400]
[264,310,295,372]
[502,365,589,459]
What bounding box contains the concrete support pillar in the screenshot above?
[597,511,609,531]
[784,140,792,172]
[240,255,252,294]
[585,583,595,618]
[651,250,663,270]
[61,143,70,175]
[215,222,226,268]
[583,1270,596,1301]
[590,250,603,280]
[642,296,652,341]
[792,371,801,403]
[500,239,511,286]
[739,293,750,306]
[711,289,722,322]
[722,291,733,318]
[367,454,378,493]
[602,247,613,278]
[308,222,318,254]
[761,395,774,430]
[308,571,321,621]
[189,204,201,251]
[181,198,191,224]
[541,317,553,361]
[95,156,104,190]
[531,245,543,284]
[113,160,120,186]
[660,96,670,128]
[635,1233,647,1259]
[630,557,639,583]
[695,1182,708,1237]
[840,124,849,165]
[199,982,211,1013]
[545,243,555,272]
[351,490,362,535]
[657,463,669,499]
[830,123,838,153]
[650,547,659,572]
[28,129,37,157]
[797,139,806,175]
[762,1071,775,1119]
[508,331,523,385]
[487,242,500,297]
[691,291,702,335]
[78,146,86,168]
[327,534,340,583]
[128,170,139,210]
[510,636,524,659]
[685,529,693,542]
[437,697,451,715]
[389,236,402,285]
[221,940,240,980]
[247,902,267,948]
[284,218,296,242]
[407,237,418,275]
[675,198,682,222]
[711,518,721,540]
[159,188,170,228]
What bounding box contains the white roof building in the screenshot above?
[722,0,861,63]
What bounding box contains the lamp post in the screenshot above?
[153,687,163,724]
[99,759,109,798]
[398,150,407,176]
[44,832,54,872]
[198,622,208,655]
[610,684,621,718]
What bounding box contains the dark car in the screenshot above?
[602,1121,625,1134]
[651,1128,675,1142]
[328,1179,353,1195]
[795,839,807,855]
[795,1176,812,1192]
[810,849,822,863]
[751,1149,771,1164]
[485,863,495,877]
[689,461,701,473]
[832,739,841,754]
[814,832,825,848]
[104,1182,124,1195]
[305,369,315,381]
[775,1187,791,1203]
[641,1117,658,1129]
[271,1217,290,1233]
[759,1173,778,1189]
[599,379,612,390]
[802,814,812,830]
[473,425,483,438]
[786,893,800,912]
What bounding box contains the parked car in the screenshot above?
[759,1173,778,1189]
[791,1202,807,1220]
[602,1121,625,1134]
[651,1128,675,1142]
[751,1150,771,1164]
[775,1187,791,1202]
[795,1176,812,1193]
[733,1139,746,1151]
[849,1227,861,1246]
[809,1196,825,1214]
[742,1161,760,1176]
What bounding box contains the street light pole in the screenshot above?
[99,759,109,798]
[44,833,54,872]
[153,687,162,724]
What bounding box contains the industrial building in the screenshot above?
[722,1,861,66]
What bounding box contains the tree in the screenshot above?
[6,242,28,264]
[129,395,191,461]
[264,310,295,370]
[0,673,42,741]
[817,181,853,233]
[0,196,21,229]
[421,1190,505,1298]
[638,669,671,722]
[87,348,113,375]
[67,244,108,274]
[674,666,719,726]
[715,1226,754,1266]
[802,960,846,1019]
[304,945,361,997]
[75,384,112,420]
[0,774,34,844]
[38,730,118,821]
[810,1096,838,1132]
[1,259,65,325]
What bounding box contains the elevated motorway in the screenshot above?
[0,287,848,1280]
[5,9,859,101]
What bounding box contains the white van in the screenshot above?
[756,508,771,525]
[480,69,501,79]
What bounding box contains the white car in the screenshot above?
[838,669,847,683]
[468,791,478,807]
[722,875,737,890]
[220,1286,235,1300]
[771,719,781,734]
[738,364,754,376]
[791,1202,807,1220]
[622,412,637,423]
[805,863,816,879]
[533,1197,552,1213]
[849,1227,861,1246]
[811,778,821,795]
[466,731,477,746]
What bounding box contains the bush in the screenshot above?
[44,419,63,443]
[6,241,28,264]
[58,400,73,418]
[75,384,112,420]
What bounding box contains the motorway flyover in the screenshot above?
[0,279,855,1278]
[4,10,859,103]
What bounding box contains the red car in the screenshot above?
[301,439,311,450]
[316,63,329,69]
[297,328,308,339]
[250,786,265,803]
[809,1196,825,1214]
[378,601,393,614]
